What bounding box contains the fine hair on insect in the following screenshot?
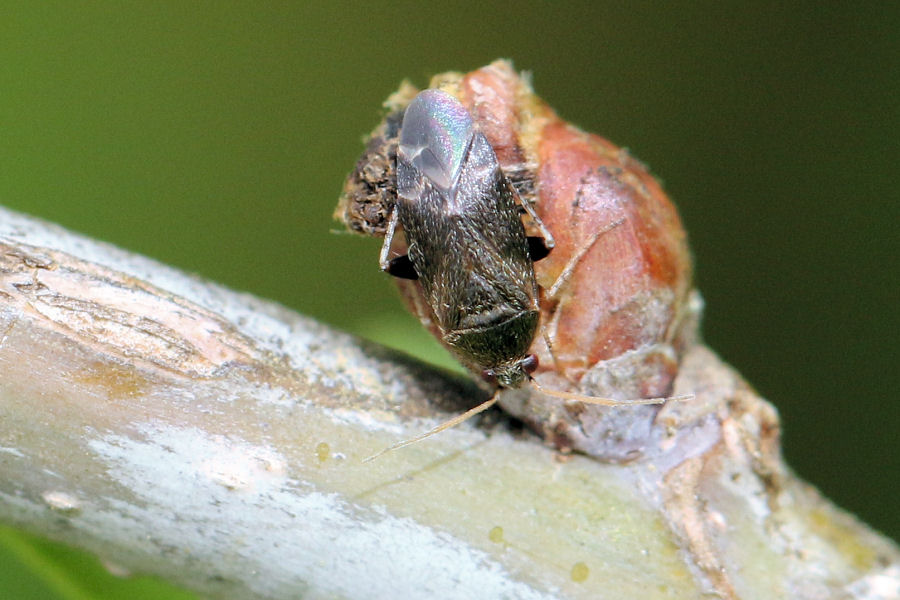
[363,89,689,462]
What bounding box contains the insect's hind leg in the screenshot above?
[544,217,626,302]
[533,215,692,406]
[538,217,627,378]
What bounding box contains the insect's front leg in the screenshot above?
[513,184,555,263]
[378,208,418,280]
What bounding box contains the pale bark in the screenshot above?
[0,207,897,599]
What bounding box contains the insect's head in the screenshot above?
[480,354,539,389]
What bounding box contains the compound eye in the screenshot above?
[481,369,498,386]
[522,354,539,375]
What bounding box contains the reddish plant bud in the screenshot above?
[336,61,699,459]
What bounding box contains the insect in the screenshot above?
[363,89,677,460]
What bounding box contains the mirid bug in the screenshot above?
[383,89,549,388]
[363,89,678,460]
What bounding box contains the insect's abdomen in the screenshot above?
[404,185,535,323]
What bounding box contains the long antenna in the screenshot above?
[363,383,692,462]
[530,378,692,406]
[362,391,501,462]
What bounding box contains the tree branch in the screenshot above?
[0,206,897,599]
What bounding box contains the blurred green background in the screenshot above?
[1,2,896,598]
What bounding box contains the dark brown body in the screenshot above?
[386,89,540,388]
